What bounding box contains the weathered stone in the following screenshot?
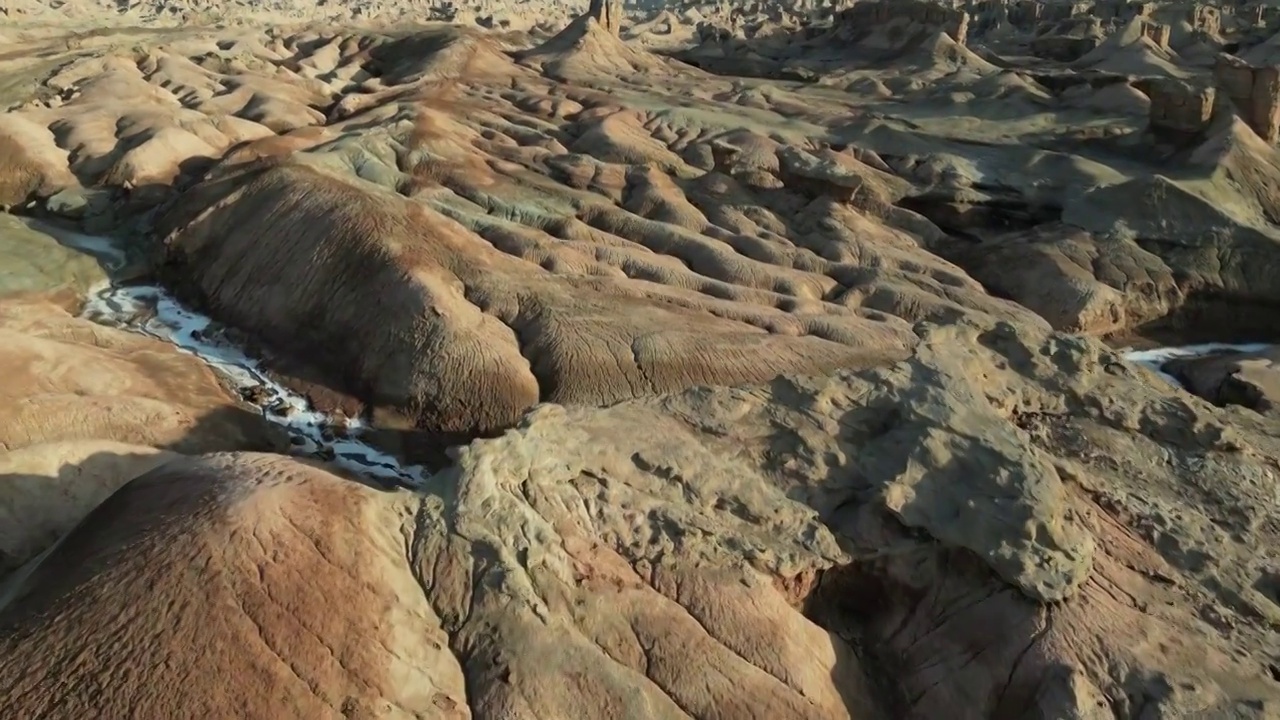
[834,0,970,45]
[1139,20,1170,49]
[1142,78,1216,143]
[1214,53,1280,144]
[586,0,622,36]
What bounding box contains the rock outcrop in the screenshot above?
[4,318,1280,718]
[5,5,1280,719]
[1215,53,1280,144]
[1188,4,1221,36]
[586,0,621,36]
[1144,78,1216,143]
[1138,20,1169,50]
[156,158,921,438]
[1167,347,1280,415]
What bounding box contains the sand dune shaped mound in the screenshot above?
[941,221,1183,336]
[0,449,873,719]
[823,1,968,63]
[1033,127,1280,341]
[624,9,681,39]
[1058,116,1280,316]
[1241,30,1280,68]
[157,159,918,437]
[365,27,520,86]
[1064,175,1280,291]
[5,317,1280,717]
[0,452,465,719]
[900,31,998,75]
[1190,114,1280,227]
[0,48,330,201]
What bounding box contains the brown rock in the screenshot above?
[1142,78,1216,143]
[0,293,286,575]
[156,159,921,437]
[2,12,1280,720]
[834,0,971,46]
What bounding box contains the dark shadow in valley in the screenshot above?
[1118,291,1280,348]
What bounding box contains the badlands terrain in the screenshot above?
[4,0,1280,716]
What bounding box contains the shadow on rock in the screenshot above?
[0,402,391,584]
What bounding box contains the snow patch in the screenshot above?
[1122,343,1272,387]
[82,282,428,487]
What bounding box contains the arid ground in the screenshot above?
[3,0,1280,717]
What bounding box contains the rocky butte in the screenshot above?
[2,0,1280,718]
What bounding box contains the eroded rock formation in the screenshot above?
[3,2,1280,718]
[0,291,286,575]
[586,0,621,35]
[1145,78,1216,143]
[3,317,1280,717]
[1215,53,1280,144]
[835,0,971,45]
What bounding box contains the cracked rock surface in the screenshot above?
[4,316,1280,718]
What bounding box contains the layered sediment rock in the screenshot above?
[586,0,621,35]
[835,0,971,45]
[4,318,1280,718]
[1215,53,1280,144]
[1144,77,1216,143]
[0,292,286,575]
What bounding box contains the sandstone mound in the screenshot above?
[156,158,922,437]
[0,117,77,209]
[0,452,460,718]
[6,9,1280,719]
[366,27,519,86]
[1241,30,1280,67]
[827,0,970,63]
[633,9,699,47]
[901,31,998,75]
[0,216,107,296]
[1060,148,1280,336]
[0,448,868,719]
[0,49,328,204]
[1189,114,1280,227]
[0,292,285,575]
[942,222,1170,336]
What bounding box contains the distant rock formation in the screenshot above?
[1139,19,1170,50]
[586,0,621,36]
[1215,53,1280,144]
[1143,77,1216,144]
[1188,4,1221,36]
[835,0,970,45]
